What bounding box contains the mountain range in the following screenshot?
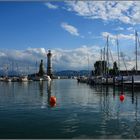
[0,70,91,77]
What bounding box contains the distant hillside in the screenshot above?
[53,70,91,77]
[0,69,91,77]
[0,70,26,77]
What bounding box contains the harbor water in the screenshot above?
[0,79,140,138]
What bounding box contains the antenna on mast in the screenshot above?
[135,30,138,74]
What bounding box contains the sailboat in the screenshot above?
[43,75,51,81]
[3,65,12,82]
[116,30,140,86]
[96,35,114,85]
[4,77,12,82]
[88,35,113,85]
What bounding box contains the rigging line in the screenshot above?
[109,46,114,64]
[119,46,129,75]
[122,54,129,75]
[116,36,120,72]
[102,38,107,60]
[137,33,140,49]
[103,47,106,76]
[122,55,129,75]
[103,37,108,76]
[135,30,138,73]
[106,35,109,75]
[100,49,103,76]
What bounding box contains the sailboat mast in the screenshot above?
[100,49,102,76]
[101,49,102,61]
[87,54,89,77]
[106,35,109,77]
[135,30,138,74]
[103,47,106,76]
[116,36,120,72]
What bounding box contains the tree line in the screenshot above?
[93,60,119,77]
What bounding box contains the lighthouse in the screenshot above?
[47,50,53,78]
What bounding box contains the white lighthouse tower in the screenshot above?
[47,50,52,78]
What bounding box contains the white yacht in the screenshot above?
[4,77,12,82]
[43,75,51,81]
[19,76,28,82]
[32,76,43,81]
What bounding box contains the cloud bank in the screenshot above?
[101,32,135,40]
[0,46,139,74]
[65,1,140,25]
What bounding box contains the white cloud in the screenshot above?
[52,45,101,70]
[118,33,135,40]
[25,48,46,57]
[114,27,124,31]
[45,2,58,9]
[127,27,134,32]
[0,45,139,72]
[101,32,135,40]
[65,1,140,25]
[0,46,101,72]
[88,31,92,35]
[0,48,48,74]
[91,35,102,39]
[61,22,79,36]
[0,52,6,57]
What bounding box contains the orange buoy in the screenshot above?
[120,94,125,102]
[50,96,56,104]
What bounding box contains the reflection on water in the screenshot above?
[47,81,52,105]
[88,84,140,138]
[39,81,44,97]
[39,81,52,109]
[0,80,140,138]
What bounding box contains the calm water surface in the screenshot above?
[0,79,140,138]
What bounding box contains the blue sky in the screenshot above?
[0,1,140,72]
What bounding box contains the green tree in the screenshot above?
[113,61,119,76]
[94,60,107,76]
[109,61,119,76]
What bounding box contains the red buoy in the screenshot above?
[50,102,56,107]
[120,94,125,102]
[50,96,56,104]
